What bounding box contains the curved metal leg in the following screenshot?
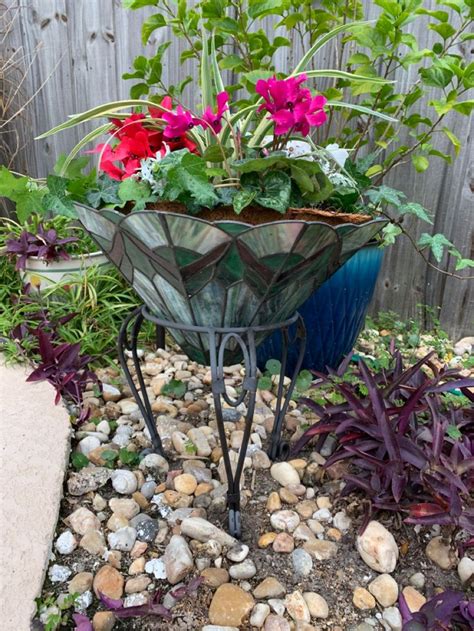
[118,307,165,456]
[267,315,307,461]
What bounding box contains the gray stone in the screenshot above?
[382,607,402,631]
[77,436,101,456]
[107,526,137,551]
[229,559,257,580]
[227,544,249,563]
[48,564,72,583]
[67,467,110,496]
[140,480,157,499]
[55,530,77,555]
[136,519,160,543]
[291,548,313,577]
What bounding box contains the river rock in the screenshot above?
[303,592,329,619]
[201,567,230,588]
[285,590,310,622]
[109,498,140,519]
[208,584,254,626]
[458,556,474,584]
[368,573,398,607]
[352,587,376,610]
[253,577,286,599]
[270,510,300,532]
[111,470,138,495]
[93,565,124,599]
[164,535,194,584]
[425,536,457,570]
[401,586,426,613]
[67,467,110,495]
[67,507,100,535]
[229,559,257,580]
[356,521,398,573]
[270,462,300,486]
[383,606,402,631]
[291,549,313,577]
[55,530,77,555]
[303,539,337,561]
[264,614,290,631]
[107,527,137,551]
[251,603,270,627]
[180,517,237,547]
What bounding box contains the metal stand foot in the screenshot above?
[117,306,306,538]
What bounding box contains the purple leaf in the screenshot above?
[72,613,93,631]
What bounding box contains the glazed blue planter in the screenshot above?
[257,244,384,374]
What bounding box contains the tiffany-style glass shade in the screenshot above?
[75,204,387,363]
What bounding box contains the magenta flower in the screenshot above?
[256,74,327,136]
[162,105,198,139]
[256,74,310,114]
[200,91,229,133]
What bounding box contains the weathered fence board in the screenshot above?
[2,0,473,338]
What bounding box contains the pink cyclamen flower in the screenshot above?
[162,105,198,139]
[200,91,229,133]
[256,74,327,136]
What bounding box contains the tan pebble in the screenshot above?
[174,473,198,495]
[258,532,278,548]
[279,488,299,504]
[352,587,376,610]
[93,565,124,599]
[132,491,149,510]
[107,551,122,569]
[211,446,223,463]
[68,572,93,594]
[266,492,282,512]
[195,482,213,496]
[208,583,254,626]
[327,528,342,541]
[288,458,307,472]
[163,489,193,508]
[402,586,426,612]
[303,540,337,561]
[316,496,332,509]
[92,611,115,631]
[125,575,151,593]
[155,482,166,493]
[107,514,129,532]
[201,567,230,588]
[128,557,146,575]
[296,500,317,520]
[80,530,106,556]
[272,532,295,553]
[285,590,310,622]
[253,576,286,599]
[130,541,148,558]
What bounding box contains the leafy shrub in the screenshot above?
[293,350,474,533]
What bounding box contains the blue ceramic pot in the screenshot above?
[257,244,384,374]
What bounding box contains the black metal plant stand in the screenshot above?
[118,305,306,538]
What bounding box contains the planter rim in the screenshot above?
[26,250,105,263]
[74,202,387,234]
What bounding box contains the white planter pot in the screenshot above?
[21,251,109,290]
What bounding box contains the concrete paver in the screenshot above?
[0,358,71,630]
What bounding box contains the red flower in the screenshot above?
[91,97,197,181]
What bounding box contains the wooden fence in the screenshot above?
[2,0,473,339]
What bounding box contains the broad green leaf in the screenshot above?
[417,232,453,262]
[399,202,433,224]
[123,0,158,7]
[233,188,257,214]
[161,379,186,398]
[248,0,283,19]
[366,186,406,206]
[412,155,429,172]
[42,175,77,217]
[455,258,474,270]
[118,179,154,211]
[203,145,232,162]
[256,171,291,213]
[382,223,402,245]
[442,127,461,155]
[453,100,474,115]
[141,13,166,44]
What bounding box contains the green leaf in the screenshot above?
[442,127,461,156]
[141,13,166,44]
[366,186,406,206]
[71,452,89,470]
[265,358,281,375]
[399,202,433,224]
[452,100,474,115]
[412,155,429,172]
[233,188,257,214]
[382,223,402,245]
[446,425,462,440]
[118,179,154,211]
[420,65,452,88]
[258,375,272,390]
[119,448,140,466]
[455,258,474,270]
[161,150,218,209]
[417,232,453,262]
[256,171,292,213]
[86,174,122,208]
[429,22,456,40]
[248,0,283,19]
[123,0,158,7]
[161,379,187,398]
[42,175,77,217]
[202,145,233,162]
[295,370,313,391]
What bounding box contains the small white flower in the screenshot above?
[325,143,349,168]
